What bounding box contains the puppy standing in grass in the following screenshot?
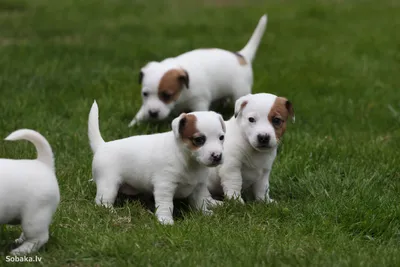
[89,101,225,225]
[129,14,268,127]
[0,129,60,255]
[207,93,294,203]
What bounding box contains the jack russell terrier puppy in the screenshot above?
[89,101,225,225]
[207,93,294,203]
[0,129,60,255]
[128,14,268,127]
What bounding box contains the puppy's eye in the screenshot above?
[142,92,148,97]
[192,136,206,147]
[161,92,172,101]
[248,117,256,123]
[219,135,224,141]
[272,117,283,126]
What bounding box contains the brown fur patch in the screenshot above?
[234,52,247,65]
[158,69,189,104]
[235,100,248,118]
[268,97,295,140]
[178,114,200,150]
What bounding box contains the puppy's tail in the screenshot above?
[238,14,268,63]
[88,100,105,153]
[5,129,54,169]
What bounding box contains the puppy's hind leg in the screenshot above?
[95,176,120,208]
[11,209,53,255]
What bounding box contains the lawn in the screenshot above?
[0,0,399,266]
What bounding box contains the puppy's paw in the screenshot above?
[10,247,31,256]
[266,198,276,204]
[14,235,25,245]
[206,198,223,208]
[202,208,214,216]
[158,216,174,225]
[128,119,138,127]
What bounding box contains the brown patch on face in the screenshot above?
[268,97,295,140]
[178,114,201,150]
[158,69,189,104]
[233,52,247,65]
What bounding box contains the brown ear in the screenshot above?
[139,71,144,84]
[178,70,189,89]
[178,114,187,136]
[234,100,248,118]
[285,100,295,123]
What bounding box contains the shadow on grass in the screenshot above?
[0,0,26,12]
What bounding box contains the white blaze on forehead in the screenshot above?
[190,111,224,135]
[244,93,277,116]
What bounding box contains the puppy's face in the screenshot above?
[172,111,226,167]
[234,93,294,152]
[139,62,189,121]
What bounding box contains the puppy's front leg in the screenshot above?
[154,182,176,225]
[128,106,147,127]
[253,169,274,203]
[188,183,221,215]
[219,165,245,203]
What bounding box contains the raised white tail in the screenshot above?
[238,14,268,63]
[88,100,105,153]
[5,129,54,169]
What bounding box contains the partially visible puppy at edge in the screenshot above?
[89,101,225,225]
[129,14,268,127]
[207,93,294,203]
[0,129,60,255]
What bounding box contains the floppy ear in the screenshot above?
[285,100,295,123]
[234,95,250,118]
[176,69,189,89]
[171,113,187,138]
[218,114,226,133]
[139,71,144,84]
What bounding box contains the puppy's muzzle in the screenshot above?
[257,134,270,146]
[148,109,159,119]
[210,152,223,165]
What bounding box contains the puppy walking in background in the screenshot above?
[129,14,268,127]
[207,93,294,203]
[0,129,60,255]
[89,101,225,225]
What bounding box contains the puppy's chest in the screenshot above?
[174,169,205,198]
[241,154,273,187]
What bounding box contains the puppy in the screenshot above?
[207,93,294,203]
[129,14,268,127]
[0,129,60,255]
[89,101,225,225]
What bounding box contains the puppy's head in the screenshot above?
[172,111,226,167]
[234,93,294,152]
[139,62,189,121]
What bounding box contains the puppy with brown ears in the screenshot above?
[207,93,294,203]
[89,101,225,225]
[129,14,268,127]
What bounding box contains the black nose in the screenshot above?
[211,152,222,163]
[257,134,270,145]
[148,110,159,118]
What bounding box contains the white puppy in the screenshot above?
[89,101,225,225]
[207,93,294,203]
[0,129,60,255]
[129,14,268,127]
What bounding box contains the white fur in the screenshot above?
[208,93,284,203]
[129,14,268,127]
[89,101,225,225]
[0,129,60,255]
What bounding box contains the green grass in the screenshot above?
[0,0,399,266]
